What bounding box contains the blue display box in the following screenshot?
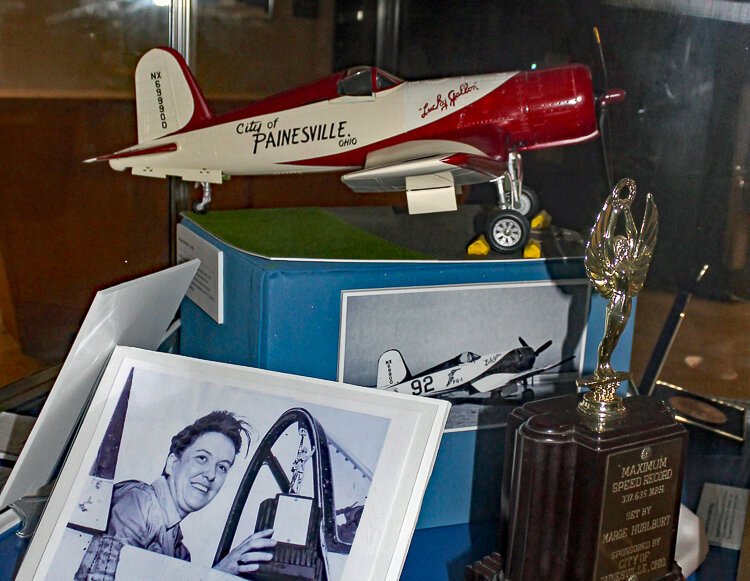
[179,208,635,529]
[0,519,25,579]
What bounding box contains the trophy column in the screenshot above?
[492,180,688,581]
[499,394,686,580]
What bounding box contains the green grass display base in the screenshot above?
[186,208,430,260]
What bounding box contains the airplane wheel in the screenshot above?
[485,209,530,254]
[192,200,209,214]
[517,186,540,219]
[521,388,535,403]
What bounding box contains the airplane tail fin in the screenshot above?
[376,350,411,388]
[134,47,213,144]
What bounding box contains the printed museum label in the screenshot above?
[177,224,224,324]
[697,482,749,550]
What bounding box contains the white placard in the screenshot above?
[177,224,224,324]
[696,482,749,550]
[0,260,200,510]
[272,494,313,545]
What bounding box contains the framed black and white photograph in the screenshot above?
[338,280,590,431]
[20,347,448,580]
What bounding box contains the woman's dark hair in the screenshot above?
[169,410,251,459]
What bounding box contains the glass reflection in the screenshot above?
[0,1,170,375]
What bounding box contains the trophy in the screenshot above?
[472,180,687,581]
[578,177,658,422]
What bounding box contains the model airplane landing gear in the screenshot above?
[516,185,539,219]
[486,154,532,254]
[193,181,212,214]
[485,209,530,254]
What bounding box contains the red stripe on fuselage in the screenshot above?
[176,72,350,136]
[91,142,178,162]
[282,64,598,169]
[281,96,512,169]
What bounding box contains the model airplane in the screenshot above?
[376,338,574,401]
[87,47,624,253]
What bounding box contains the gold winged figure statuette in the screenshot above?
[583,178,658,404]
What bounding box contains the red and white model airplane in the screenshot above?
[88,47,624,253]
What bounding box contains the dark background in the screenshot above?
[0,0,746,370]
[334,0,750,298]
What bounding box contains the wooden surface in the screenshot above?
[0,98,405,364]
[0,249,18,342]
[0,328,39,388]
[631,290,750,402]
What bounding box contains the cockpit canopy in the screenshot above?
[337,66,403,97]
[458,351,481,364]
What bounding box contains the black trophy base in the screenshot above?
[465,552,503,581]
[497,393,687,581]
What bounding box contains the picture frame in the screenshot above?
[338,279,590,431]
[19,346,449,580]
[651,381,746,442]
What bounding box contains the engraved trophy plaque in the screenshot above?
[486,180,687,581]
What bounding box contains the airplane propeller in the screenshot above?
[535,339,552,355]
[592,26,626,193]
[518,337,552,356]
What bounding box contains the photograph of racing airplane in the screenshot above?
[376,338,574,403]
[337,280,590,430]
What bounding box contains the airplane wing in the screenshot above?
[471,355,576,395]
[341,153,508,214]
[425,389,470,401]
[342,153,507,192]
[507,355,577,386]
[85,142,223,184]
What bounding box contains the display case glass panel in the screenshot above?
[0,2,171,378]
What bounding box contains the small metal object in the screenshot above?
[10,493,50,539]
[577,179,658,422]
[193,181,213,213]
[289,426,314,495]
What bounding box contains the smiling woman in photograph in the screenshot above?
[98,410,277,577]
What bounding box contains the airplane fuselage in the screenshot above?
[108,64,598,186]
[381,349,529,398]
